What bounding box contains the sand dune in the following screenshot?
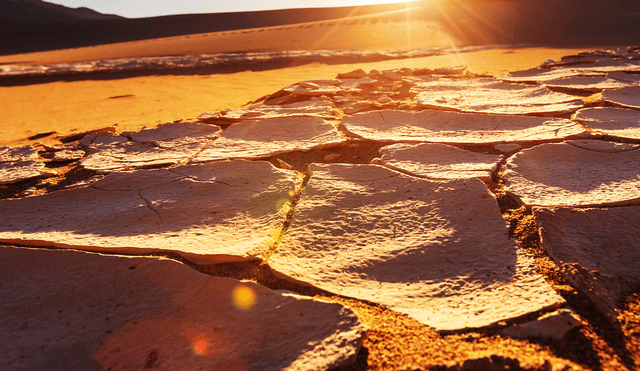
[0,8,450,66]
[3,0,638,66]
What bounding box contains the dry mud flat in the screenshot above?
[1,48,640,370]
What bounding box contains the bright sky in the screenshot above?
[48,0,416,19]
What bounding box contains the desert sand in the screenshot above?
[2,1,640,370]
[0,0,627,147]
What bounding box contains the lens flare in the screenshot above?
[192,334,210,355]
[288,190,295,197]
[184,327,218,356]
[232,285,257,311]
[276,198,291,213]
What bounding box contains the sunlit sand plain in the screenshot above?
[0,1,622,146]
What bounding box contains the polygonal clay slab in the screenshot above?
[0,246,366,371]
[269,164,564,331]
[192,117,346,163]
[0,161,297,264]
[58,125,117,143]
[534,206,640,323]
[0,145,39,162]
[504,143,640,207]
[410,77,584,115]
[198,100,339,123]
[501,308,582,340]
[124,122,221,147]
[607,71,640,83]
[283,81,343,96]
[51,149,85,162]
[601,86,640,109]
[566,139,640,153]
[574,107,640,140]
[80,123,222,173]
[500,68,602,83]
[0,145,55,184]
[0,162,55,185]
[372,143,502,181]
[572,59,640,74]
[341,110,587,144]
[542,76,631,93]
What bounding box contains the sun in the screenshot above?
[338,0,419,4]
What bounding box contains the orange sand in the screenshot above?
[0,5,622,146]
[0,46,605,147]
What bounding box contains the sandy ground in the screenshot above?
[2,3,639,370]
[0,3,624,147]
[0,45,611,147]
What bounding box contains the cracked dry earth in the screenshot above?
[2,47,640,371]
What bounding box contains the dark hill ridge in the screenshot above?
[0,0,123,26]
[0,1,414,56]
[2,0,640,57]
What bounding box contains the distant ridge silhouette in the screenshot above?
[1,0,639,57]
[0,1,413,55]
[0,0,123,26]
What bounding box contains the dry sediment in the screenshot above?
[1,47,640,370]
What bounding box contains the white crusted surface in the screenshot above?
[52,149,85,162]
[536,206,640,281]
[534,206,640,322]
[574,107,640,140]
[601,86,640,109]
[0,162,54,185]
[80,123,221,173]
[572,60,640,74]
[284,82,343,96]
[0,161,297,264]
[373,143,501,181]
[542,76,631,92]
[198,100,339,123]
[124,122,222,146]
[341,110,587,144]
[411,77,584,115]
[607,71,640,83]
[192,117,346,163]
[566,139,640,153]
[0,145,54,184]
[0,145,39,163]
[269,164,564,331]
[504,143,640,207]
[0,246,367,371]
[500,68,602,83]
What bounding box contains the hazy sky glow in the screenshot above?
[48,0,417,18]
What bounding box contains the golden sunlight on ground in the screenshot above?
[0,0,627,147]
[0,5,451,66]
[0,46,606,147]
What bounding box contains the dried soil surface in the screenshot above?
[2,47,640,370]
